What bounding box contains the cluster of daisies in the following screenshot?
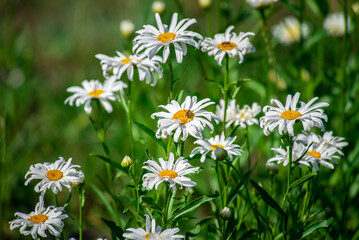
[260,92,347,170]
[64,12,256,114]
[9,157,84,239]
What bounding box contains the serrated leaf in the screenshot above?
[133,121,167,151]
[168,194,218,224]
[101,218,124,239]
[289,173,317,192]
[298,218,333,239]
[250,180,286,219]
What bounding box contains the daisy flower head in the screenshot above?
[215,99,237,124]
[25,157,84,194]
[324,12,351,37]
[200,26,255,66]
[295,131,348,155]
[123,214,184,240]
[230,103,261,128]
[246,0,278,8]
[190,132,243,162]
[65,76,128,114]
[272,17,309,45]
[95,51,163,87]
[260,92,329,136]
[151,96,219,142]
[142,152,199,192]
[133,12,203,63]
[301,141,340,170]
[267,142,310,167]
[9,197,67,239]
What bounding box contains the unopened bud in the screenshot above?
[152,1,165,14]
[120,20,135,38]
[199,0,212,9]
[121,155,133,168]
[214,147,227,161]
[220,207,232,220]
[266,162,279,175]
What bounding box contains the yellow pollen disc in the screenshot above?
[157,32,176,43]
[172,110,194,124]
[46,170,63,181]
[159,170,178,179]
[210,144,225,150]
[144,233,151,239]
[217,41,237,51]
[286,25,300,41]
[120,58,140,64]
[88,89,104,98]
[29,214,48,224]
[280,110,302,120]
[306,151,321,159]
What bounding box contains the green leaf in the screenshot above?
[101,218,124,239]
[63,193,72,209]
[133,121,167,151]
[175,89,184,103]
[239,229,257,239]
[282,0,300,16]
[250,180,286,219]
[289,173,317,192]
[91,154,124,171]
[142,197,163,215]
[168,194,218,224]
[298,218,333,239]
[90,184,117,221]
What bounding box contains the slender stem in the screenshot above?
[78,187,84,240]
[55,195,64,240]
[168,54,174,101]
[222,55,229,134]
[216,160,224,209]
[127,80,135,161]
[244,126,251,171]
[129,167,140,224]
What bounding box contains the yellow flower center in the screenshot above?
[88,89,104,98]
[29,214,48,224]
[159,170,178,179]
[46,170,63,181]
[120,58,140,64]
[210,144,225,150]
[280,110,302,120]
[217,41,237,51]
[284,25,300,42]
[157,32,176,43]
[144,233,151,239]
[172,110,194,124]
[306,151,321,159]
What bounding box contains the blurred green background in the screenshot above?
[1,0,359,239]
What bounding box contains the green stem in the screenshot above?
[127,80,135,161]
[54,195,64,240]
[168,54,174,101]
[78,187,84,240]
[244,126,251,171]
[129,167,140,224]
[216,160,224,209]
[222,55,229,134]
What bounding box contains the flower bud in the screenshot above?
[220,207,232,220]
[121,155,133,168]
[152,1,165,14]
[120,20,135,38]
[199,0,212,9]
[214,147,227,161]
[266,162,279,175]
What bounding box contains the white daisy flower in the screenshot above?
[272,17,309,45]
[152,1,165,14]
[301,141,340,170]
[324,12,350,37]
[142,152,199,192]
[246,0,278,8]
[9,197,67,239]
[25,157,84,194]
[123,214,184,240]
[215,99,237,124]
[95,51,163,87]
[200,26,255,66]
[190,132,243,162]
[151,96,219,142]
[267,142,311,167]
[260,92,329,136]
[133,12,203,63]
[120,20,135,38]
[295,131,348,155]
[65,76,128,114]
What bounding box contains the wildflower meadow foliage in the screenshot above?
[2,0,359,239]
